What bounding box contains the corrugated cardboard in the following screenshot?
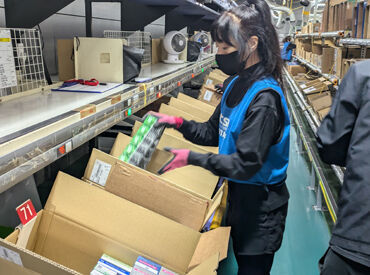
[365,6,370,38]
[169,97,212,120]
[83,147,224,231]
[177,93,216,114]
[159,104,205,122]
[199,85,222,107]
[0,257,41,275]
[57,39,75,81]
[318,107,331,121]
[308,92,332,111]
[321,47,335,74]
[109,133,221,199]
[288,65,306,76]
[6,172,230,275]
[74,37,124,82]
[132,121,218,154]
[312,45,323,55]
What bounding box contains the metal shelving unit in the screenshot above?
[295,31,346,39]
[284,67,340,223]
[0,57,215,194]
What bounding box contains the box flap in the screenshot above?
[186,254,219,275]
[110,132,132,157]
[5,229,20,244]
[159,104,205,122]
[202,184,224,227]
[169,98,212,120]
[85,148,116,182]
[0,238,77,275]
[161,166,218,199]
[45,172,200,273]
[177,93,216,113]
[106,159,208,230]
[188,227,230,270]
[0,257,41,275]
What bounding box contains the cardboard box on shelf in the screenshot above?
[308,92,332,111]
[365,5,370,38]
[5,172,230,275]
[312,45,323,55]
[177,93,216,114]
[169,97,212,120]
[321,47,335,74]
[288,65,306,76]
[299,77,327,89]
[302,42,312,52]
[199,85,222,107]
[57,39,75,81]
[318,107,331,121]
[83,133,223,231]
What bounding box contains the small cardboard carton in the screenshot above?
[321,47,335,74]
[308,92,332,111]
[199,85,222,107]
[177,93,216,114]
[159,104,205,122]
[169,97,212,120]
[83,133,224,231]
[4,172,230,275]
[318,107,331,121]
[288,65,306,76]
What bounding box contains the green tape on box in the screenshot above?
[119,115,164,169]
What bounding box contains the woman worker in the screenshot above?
[281,36,296,62]
[152,1,290,274]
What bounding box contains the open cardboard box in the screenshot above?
[177,93,216,114]
[169,97,213,120]
[83,133,224,231]
[5,172,230,275]
[132,121,218,154]
[199,85,222,107]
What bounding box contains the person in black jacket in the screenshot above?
[150,1,290,274]
[317,60,370,274]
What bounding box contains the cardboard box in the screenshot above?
[318,107,331,121]
[57,39,75,81]
[74,37,124,83]
[199,85,222,107]
[302,42,312,52]
[288,65,306,76]
[365,5,370,38]
[321,47,335,74]
[159,104,205,122]
[177,93,216,114]
[312,45,323,55]
[84,145,224,231]
[309,92,332,111]
[169,97,212,120]
[5,172,230,275]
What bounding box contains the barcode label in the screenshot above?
[206,79,213,85]
[90,159,112,186]
[203,90,214,102]
[0,245,23,267]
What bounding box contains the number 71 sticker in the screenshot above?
[16,199,37,225]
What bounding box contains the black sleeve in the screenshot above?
[316,62,364,166]
[177,104,220,146]
[286,43,296,51]
[188,90,283,181]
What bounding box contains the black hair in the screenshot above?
[211,0,284,87]
[283,36,292,43]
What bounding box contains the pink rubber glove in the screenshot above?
[158,148,190,174]
[147,111,183,129]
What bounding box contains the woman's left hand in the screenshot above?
[158,148,190,174]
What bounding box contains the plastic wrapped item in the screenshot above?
[119,115,164,169]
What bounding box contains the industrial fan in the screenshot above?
[163,31,187,64]
[192,31,211,60]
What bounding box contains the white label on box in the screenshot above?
[90,160,112,186]
[0,30,17,89]
[203,90,214,102]
[300,84,307,89]
[303,87,317,94]
[206,79,213,85]
[0,245,23,267]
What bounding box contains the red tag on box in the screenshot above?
[16,199,37,225]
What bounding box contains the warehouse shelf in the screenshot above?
[284,67,344,185]
[0,57,215,194]
[294,55,339,87]
[340,38,370,46]
[284,67,340,223]
[295,31,346,39]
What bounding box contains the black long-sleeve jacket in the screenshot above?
[177,66,289,212]
[317,60,370,266]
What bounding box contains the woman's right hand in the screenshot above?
[147,111,184,129]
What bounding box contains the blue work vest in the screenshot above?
[219,76,290,185]
[281,42,293,61]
